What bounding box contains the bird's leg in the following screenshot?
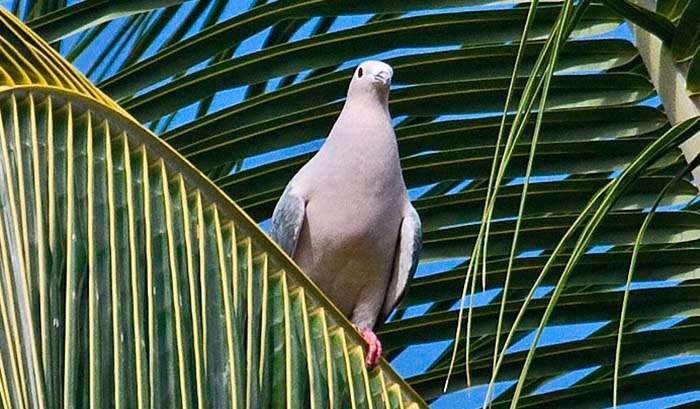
[350,277,388,368]
[355,326,383,368]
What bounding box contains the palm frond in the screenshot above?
[2,0,700,407]
[0,7,426,408]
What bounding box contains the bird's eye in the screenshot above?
[357,67,364,78]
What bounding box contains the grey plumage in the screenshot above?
[379,206,421,323]
[270,60,422,342]
[269,184,305,257]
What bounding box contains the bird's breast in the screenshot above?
[295,185,404,307]
[305,188,401,245]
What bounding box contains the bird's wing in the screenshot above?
[270,184,306,257]
[379,203,422,322]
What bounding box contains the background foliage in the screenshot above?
[4,0,700,407]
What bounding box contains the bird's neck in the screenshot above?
[327,99,394,148]
[319,99,400,178]
[346,84,390,105]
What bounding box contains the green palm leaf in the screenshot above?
[2,0,700,407]
[0,7,425,408]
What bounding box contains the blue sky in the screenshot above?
[43,0,700,407]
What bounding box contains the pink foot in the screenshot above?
[358,327,382,368]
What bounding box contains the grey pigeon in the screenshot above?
[270,60,422,367]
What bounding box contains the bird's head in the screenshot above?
[347,60,393,103]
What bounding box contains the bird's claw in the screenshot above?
[356,326,382,368]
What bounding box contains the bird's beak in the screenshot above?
[373,70,392,85]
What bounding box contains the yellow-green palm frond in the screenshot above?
[0,7,427,408]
